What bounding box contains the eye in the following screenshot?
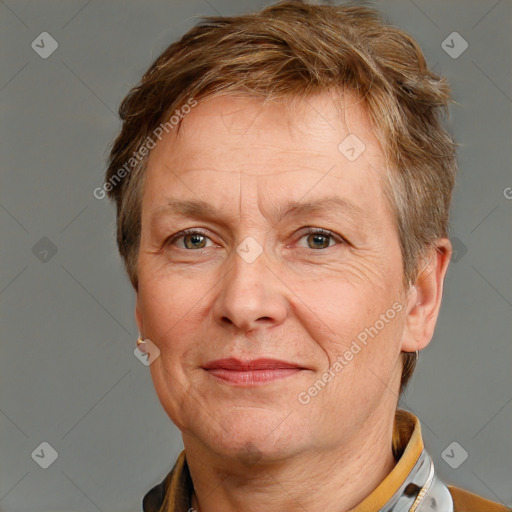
[296,227,344,250]
[166,229,215,250]
[166,227,345,251]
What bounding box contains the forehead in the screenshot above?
[142,91,392,222]
[154,91,381,166]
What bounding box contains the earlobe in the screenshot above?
[400,239,452,354]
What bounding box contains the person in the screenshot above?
[103,1,510,511]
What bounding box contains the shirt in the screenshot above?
[142,409,510,512]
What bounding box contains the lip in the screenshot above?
[202,358,306,385]
[203,358,303,370]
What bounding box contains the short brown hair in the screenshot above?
[105,0,457,393]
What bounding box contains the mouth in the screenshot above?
[202,358,307,385]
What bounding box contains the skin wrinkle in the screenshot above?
[195,400,396,509]
[146,171,378,260]
[135,92,451,512]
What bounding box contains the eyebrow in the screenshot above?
[151,196,362,224]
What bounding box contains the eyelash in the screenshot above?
[166,227,345,250]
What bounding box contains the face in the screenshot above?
[135,92,415,462]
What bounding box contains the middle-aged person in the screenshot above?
[103,1,510,511]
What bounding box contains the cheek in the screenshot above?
[139,269,206,324]
[291,276,406,412]
[291,274,401,353]
[139,273,213,428]
[137,271,209,356]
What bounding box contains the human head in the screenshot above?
[105,0,457,394]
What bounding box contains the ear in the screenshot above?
[401,238,452,353]
[135,294,144,338]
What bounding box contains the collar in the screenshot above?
[143,409,453,512]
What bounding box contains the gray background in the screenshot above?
[1,0,511,510]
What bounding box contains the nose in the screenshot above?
[212,243,288,333]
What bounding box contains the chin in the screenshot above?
[194,411,309,464]
[220,437,299,466]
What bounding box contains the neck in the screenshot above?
[185,408,398,512]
